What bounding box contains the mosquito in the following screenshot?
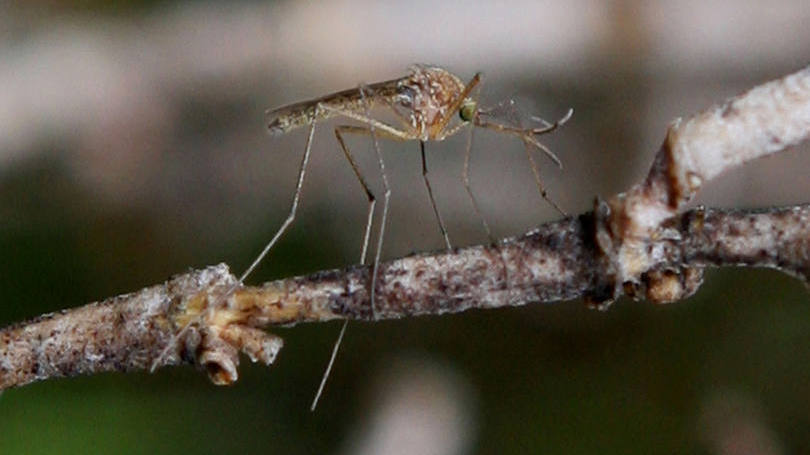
[262,65,571,409]
[154,65,572,409]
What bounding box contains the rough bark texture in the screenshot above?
[0,265,235,389]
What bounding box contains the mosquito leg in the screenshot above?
[497,101,563,169]
[420,141,452,249]
[462,127,493,241]
[523,139,567,216]
[461,76,494,243]
[151,104,320,373]
[334,126,377,265]
[462,79,514,312]
[309,125,378,411]
[531,107,574,136]
[474,101,566,169]
[319,101,406,302]
[312,84,392,411]
[311,317,348,411]
[238,106,319,283]
[363,83,391,322]
[474,102,567,217]
[519,106,570,217]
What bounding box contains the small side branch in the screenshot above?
[605,65,810,291]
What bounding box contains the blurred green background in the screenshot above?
[2,1,810,454]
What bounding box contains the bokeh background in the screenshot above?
[2,1,810,453]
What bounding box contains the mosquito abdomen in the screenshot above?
[266,102,321,136]
[266,78,403,136]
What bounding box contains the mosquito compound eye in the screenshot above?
[459,100,476,122]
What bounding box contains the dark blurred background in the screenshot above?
[2,1,810,454]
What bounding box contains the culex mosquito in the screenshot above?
[157,65,573,410]
[263,64,572,409]
[260,64,572,283]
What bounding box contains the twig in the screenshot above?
[2,65,810,391]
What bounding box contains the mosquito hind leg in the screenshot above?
[420,140,452,249]
[309,124,380,410]
[311,84,394,411]
[239,109,320,283]
[334,125,378,265]
[151,104,321,373]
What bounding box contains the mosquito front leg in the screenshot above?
[473,104,568,216]
[513,106,568,217]
[531,107,574,136]
[460,75,494,242]
[474,108,573,169]
[522,139,566,216]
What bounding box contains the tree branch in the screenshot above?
[2,65,810,391]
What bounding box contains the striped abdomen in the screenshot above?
[265,78,402,136]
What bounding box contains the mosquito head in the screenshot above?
[459,99,477,122]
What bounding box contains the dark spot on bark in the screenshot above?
[662,142,682,207]
[544,233,562,250]
[727,223,741,237]
[587,280,617,305]
[578,212,598,250]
